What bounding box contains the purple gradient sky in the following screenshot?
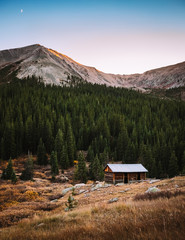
[0,0,185,74]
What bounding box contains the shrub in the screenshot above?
[23,191,39,201]
[134,190,185,201]
[35,202,59,211]
[0,209,34,227]
[65,195,78,211]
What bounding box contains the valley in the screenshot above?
[1,1,185,239]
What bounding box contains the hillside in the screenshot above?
[0,46,185,240]
[0,158,185,240]
[0,80,185,179]
[0,44,185,90]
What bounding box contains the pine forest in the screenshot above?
[0,77,185,180]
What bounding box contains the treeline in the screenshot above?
[0,77,185,178]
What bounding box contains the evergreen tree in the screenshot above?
[56,116,65,135]
[168,151,179,178]
[156,161,163,178]
[86,146,94,162]
[43,120,54,154]
[50,151,59,176]
[55,129,63,165]
[37,138,48,165]
[11,169,17,184]
[98,163,104,181]
[181,151,185,174]
[66,119,75,166]
[61,145,69,170]
[116,124,129,161]
[125,141,136,163]
[6,158,14,179]
[144,147,157,178]
[1,158,17,182]
[99,150,109,166]
[25,116,33,152]
[150,157,157,178]
[89,155,103,181]
[20,155,34,180]
[76,152,87,183]
[0,138,5,160]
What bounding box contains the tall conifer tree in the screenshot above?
[20,155,34,180]
[37,138,48,165]
[55,129,63,165]
[50,151,59,176]
[168,151,179,178]
[76,152,87,183]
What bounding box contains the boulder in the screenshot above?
[145,186,160,193]
[91,183,103,191]
[108,198,118,203]
[74,183,86,188]
[116,183,124,186]
[84,193,90,197]
[91,182,111,191]
[62,187,73,195]
[149,179,160,184]
[50,199,58,203]
[119,188,130,193]
[37,223,45,227]
[103,183,112,188]
[78,189,86,195]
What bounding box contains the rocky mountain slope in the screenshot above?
[0,44,185,89]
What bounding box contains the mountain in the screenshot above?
[0,44,185,90]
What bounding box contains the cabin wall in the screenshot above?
[140,172,146,180]
[125,172,146,182]
[115,173,124,183]
[104,172,113,183]
[127,173,135,181]
[104,172,146,183]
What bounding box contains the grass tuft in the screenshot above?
[134,190,185,201]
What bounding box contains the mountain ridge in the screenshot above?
[0,44,185,90]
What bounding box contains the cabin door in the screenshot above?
[137,173,141,180]
[124,173,128,183]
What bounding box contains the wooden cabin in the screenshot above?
[104,164,148,184]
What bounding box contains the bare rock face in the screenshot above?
[0,44,185,90]
[128,62,185,89]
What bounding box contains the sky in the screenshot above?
[0,0,185,74]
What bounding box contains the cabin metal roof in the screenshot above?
[106,164,148,173]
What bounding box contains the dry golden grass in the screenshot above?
[0,195,185,240]
[0,158,185,240]
[134,189,185,201]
